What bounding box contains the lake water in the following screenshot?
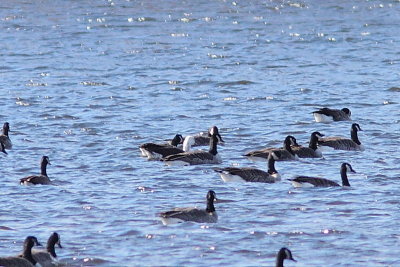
[1,0,399,266]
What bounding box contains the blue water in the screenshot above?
[1,0,399,266]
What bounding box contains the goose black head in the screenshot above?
[207,190,217,201]
[341,108,351,115]
[278,247,296,262]
[208,126,224,143]
[312,131,324,138]
[342,163,356,174]
[170,134,184,146]
[25,236,42,248]
[41,156,51,165]
[352,123,362,132]
[50,232,62,248]
[208,126,219,136]
[284,135,297,146]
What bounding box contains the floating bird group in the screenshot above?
[0,233,62,267]
[1,106,363,265]
[138,107,362,264]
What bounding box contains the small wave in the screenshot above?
[65,257,113,266]
[217,80,255,87]
[118,229,141,236]
[127,17,157,23]
[80,81,109,86]
[320,229,345,235]
[26,80,47,87]
[0,225,14,230]
[247,96,274,101]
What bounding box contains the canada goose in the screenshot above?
[318,123,364,151]
[291,132,324,158]
[32,232,62,267]
[1,140,7,154]
[0,122,12,149]
[290,162,355,188]
[0,236,42,267]
[214,153,280,183]
[161,126,222,166]
[140,134,184,159]
[245,135,298,161]
[159,190,217,225]
[275,247,296,267]
[20,156,52,185]
[312,107,351,122]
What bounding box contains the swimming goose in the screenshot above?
[140,134,185,159]
[291,131,324,158]
[159,190,218,225]
[290,162,355,188]
[312,107,351,122]
[161,126,222,166]
[1,140,7,154]
[0,236,42,267]
[20,156,52,185]
[245,135,298,161]
[0,122,12,149]
[32,232,62,267]
[275,247,296,267]
[214,153,280,183]
[318,123,364,151]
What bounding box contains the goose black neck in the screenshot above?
[309,134,319,150]
[351,127,361,145]
[41,160,48,176]
[2,124,9,136]
[1,142,6,154]
[206,197,215,213]
[284,139,295,156]
[275,250,285,267]
[268,156,277,174]
[208,135,218,155]
[47,240,57,258]
[340,166,351,186]
[22,240,37,265]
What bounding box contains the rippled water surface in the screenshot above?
[1,0,399,266]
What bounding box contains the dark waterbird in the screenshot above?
[215,153,280,183]
[312,107,351,122]
[159,190,218,225]
[0,236,42,267]
[20,156,52,185]
[290,163,356,188]
[0,122,12,149]
[318,123,364,151]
